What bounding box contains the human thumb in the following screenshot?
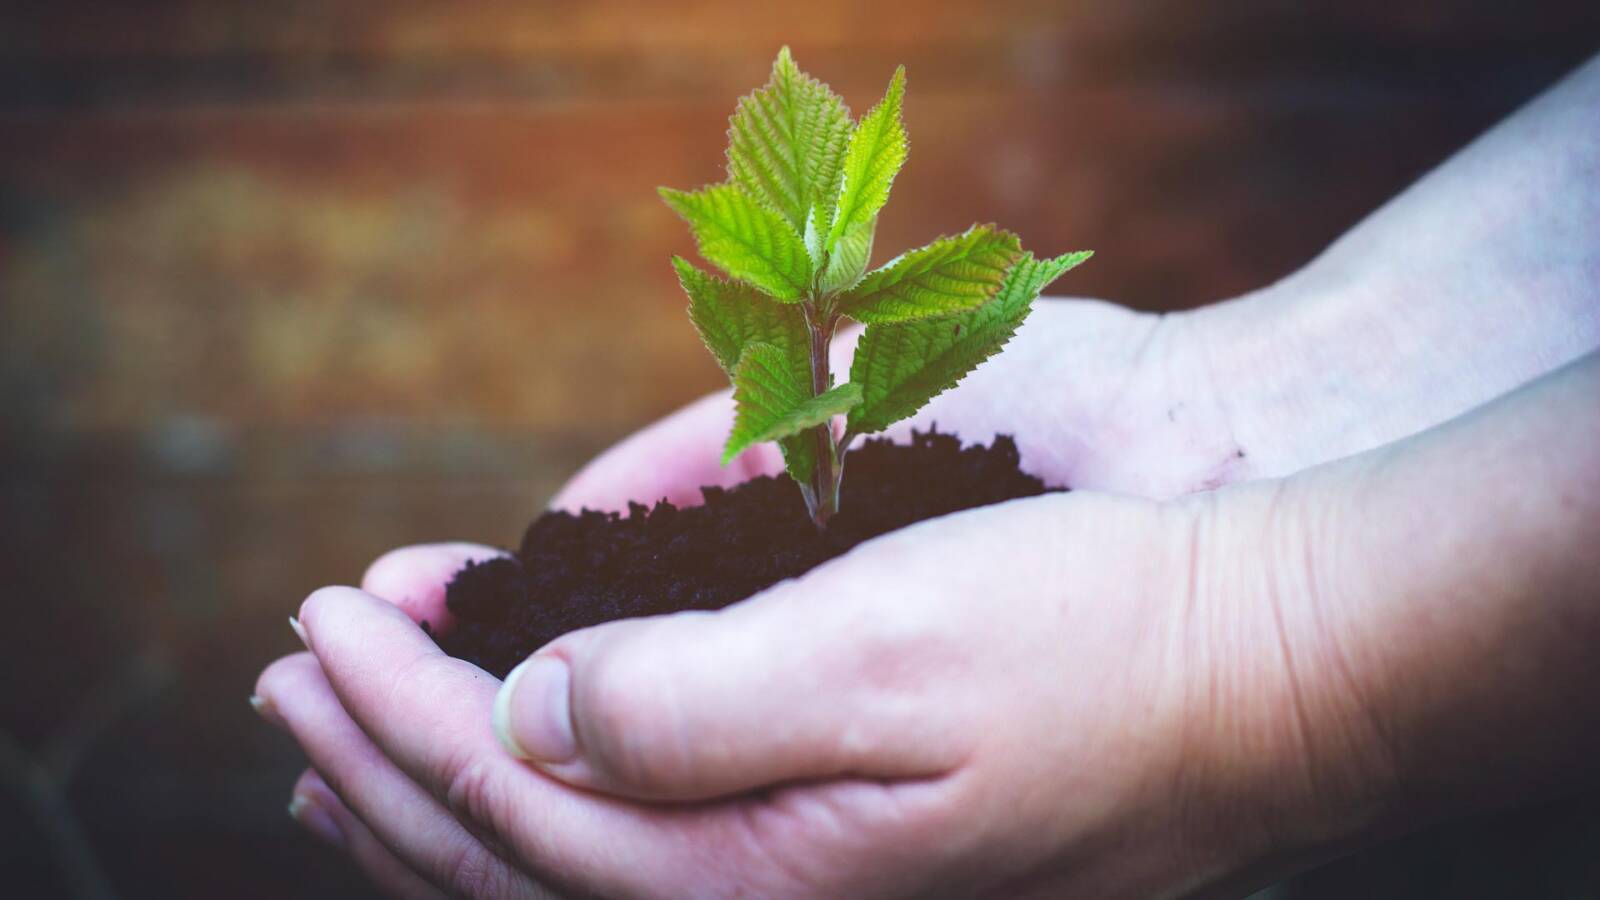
[488,570,959,802]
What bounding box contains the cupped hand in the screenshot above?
[255,476,1362,899]
[251,292,1333,898]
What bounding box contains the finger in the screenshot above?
[489,512,1008,802]
[256,653,545,899]
[290,769,454,900]
[361,542,507,629]
[551,391,781,512]
[295,588,739,898]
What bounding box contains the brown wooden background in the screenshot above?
[2,3,1597,897]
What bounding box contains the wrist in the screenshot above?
[1166,469,1408,891]
[1181,275,1407,482]
[1177,366,1600,891]
[1190,255,1600,484]
[1267,359,1600,832]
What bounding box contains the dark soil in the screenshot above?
[435,430,1060,677]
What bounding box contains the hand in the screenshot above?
[257,353,1600,899]
[258,485,1316,899]
[250,289,1251,898]
[250,287,1267,897]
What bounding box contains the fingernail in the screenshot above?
[249,694,283,726]
[289,615,309,648]
[289,793,344,847]
[493,655,575,763]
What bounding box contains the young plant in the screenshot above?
[662,48,1091,528]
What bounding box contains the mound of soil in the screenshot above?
[435,430,1060,677]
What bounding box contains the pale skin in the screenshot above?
[255,55,1600,898]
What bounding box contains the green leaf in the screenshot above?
[818,214,876,295]
[726,47,853,234]
[826,65,906,250]
[726,343,862,464]
[672,262,819,483]
[659,184,812,301]
[837,225,1022,323]
[847,250,1091,434]
[777,434,817,487]
[674,258,819,482]
[803,202,826,270]
[674,256,810,379]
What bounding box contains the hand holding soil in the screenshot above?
[255,352,1600,898]
[252,53,1600,898]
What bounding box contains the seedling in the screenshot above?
[662,48,1091,528]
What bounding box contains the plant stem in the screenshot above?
[804,302,841,529]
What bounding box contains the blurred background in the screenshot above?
[2,2,1597,897]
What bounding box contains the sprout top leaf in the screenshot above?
[659,184,812,301]
[825,65,906,250]
[727,46,854,234]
